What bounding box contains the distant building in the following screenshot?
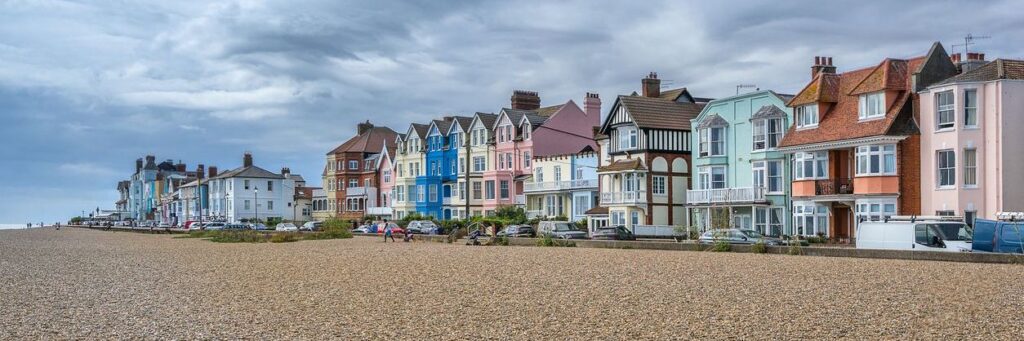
[206,152,298,223]
[323,121,397,221]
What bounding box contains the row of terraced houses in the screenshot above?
[308,42,1024,239]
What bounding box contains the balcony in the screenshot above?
[514,194,526,205]
[815,178,854,195]
[686,187,767,205]
[600,191,647,205]
[524,179,599,193]
[345,186,377,197]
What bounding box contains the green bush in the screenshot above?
[269,233,299,243]
[788,243,803,255]
[751,241,767,254]
[493,206,527,224]
[487,236,509,246]
[711,239,731,252]
[536,234,575,247]
[208,231,268,243]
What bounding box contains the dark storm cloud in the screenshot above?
[0,0,1021,222]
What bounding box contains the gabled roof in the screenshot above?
[447,116,475,135]
[534,104,563,117]
[788,72,841,107]
[429,119,452,137]
[612,95,705,131]
[406,123,429,139]
[498,108,531,129]
[375,143,393,172]
[520,113,548,127]
[211,165,284,180]
[328,126,397,155]
[934,59,1024,86]
[695,113,729,130]
[597,158,647,172]
[750,104,788,121]
[778,45,957,149]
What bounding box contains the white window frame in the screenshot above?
[754,207,785,237]
[652,176,667,195]
[937,149,956,188]
[348,160,358,170]
[795,104,818,129]
[617,126,638,151]
[859,91,885,120]
[417,185,425,202]
[855,198,897,223]
[499,180,509,199]
[523,151,531,168]
[793,151,828,180]
[793,202,829,237]
[963,89,978,128]
[752,160,784,194]
[699,127,726,157]
[697,166,727,190]
[936,90,955,130]
[855,144,897,176]
[963,148,977,188]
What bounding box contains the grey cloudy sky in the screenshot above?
[1,0,1021,222]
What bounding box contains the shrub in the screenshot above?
[750,241,767,254]
[269,233,299,243]
[447,226,468,243]
[536,234,575,247]
[493,206,527,225]
[488,236,509,246]
[322,217,352,231]
[788,243,803,256]
[208,231,267,243]
[711,239,731,252]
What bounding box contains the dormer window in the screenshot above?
[617,126,638,151]
[698,127,725,157]
[521,124,531,140]
[795,104,818,128]
[858,92,885,120]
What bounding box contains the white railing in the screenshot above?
[346,186,377,197]
[600,191,647,205]
[514,194,526,205]
[442,197,452,205]
[366,207,392,216]
[633,225,680,237]
[524,179,599,192]
[686,187,766,204]
[526,210,544,219]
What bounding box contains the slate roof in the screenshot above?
[452,116,475,132]
[475,112,498,130]
[409,123,429,139]
[617,95,705,131]
[534,104,563,117]
[597,158,647,172]
[935,59,1024,85]
[211,165,284,180]
[328,126,398,155]
[778,55,928,148]
[750,105,788,120]
[696,113,729,130]
[522,113,548,127]
[431,119,452,136]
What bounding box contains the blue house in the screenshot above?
[417,118,457,219]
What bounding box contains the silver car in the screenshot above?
[698,229,783,245]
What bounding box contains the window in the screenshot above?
[267,181,273,192]
[459,158,466,173]
[450,159,456,175]
[396,186,405,202]
[856,199,897,223]
[617,126,638,150]
[523,151,531,168]
[793,202,829,236]
[348,160,358,170]
[611,211,625,226]
[751,160,783,193]
[631,211,639,226]
[963,89,977,128]
[348,179,358,188]
[429,185,437,202]
[485,180,495,200]
[937,150,956,188]
[575,165,584,180]
[336,160,342,171]
[244,180,250,190]
[473,157,486,172]
[934,90,955,130]
[522,125,530,140]
[752,118,784,150]
[498,154,504,170]
[936,210,955,216]
[267,201,273,210]
[364,179,371,187]
[855,145,896,176]
[383,170,391,183]
[963,148,977,187]
[794,152,828,180]
[458,182,465,200]
[754,207,784,237]
[499,180,509,199]
[472,181,482,200]
[365,161,374,171]
[397,163,403,177]
[698,127,725,157]
[697,166,726,190]
[505,153,512,169]
[244,200,251,210]
[859,92,885,120]
[553,166,561,182]
[796,104,818,128]
[535,168,543,183]
[652,176,667,195]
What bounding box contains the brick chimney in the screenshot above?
[145,155,156,169]
[511,90,541,110]
[584,92,602,127]
[357,120,374,135]
[208,166,218,178]
[243,152,253,168]
[175,161,186,172]
[281,167,290,176]
[196,164,205,179]
[135,158,143,173]
[811,56,836,78]
[959,52,987,73]
[641,72,661,98]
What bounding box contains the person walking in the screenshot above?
[381,219,395,243]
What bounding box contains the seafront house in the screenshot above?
[776,43,958,241]
[590,73,708,235]
[367,144,395,218]
[311,188,330,221]
[323,121,397,221]
[521,92,602,222]
[687,90,794,237]
[206,152,299,223]
[918,54,1024,223]
[445,116,478,219]
[122,155,201,223]
[392,124,428,219]
[418,117,461,219]
[462,112,498,218]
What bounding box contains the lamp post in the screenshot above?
[254,186,259,224]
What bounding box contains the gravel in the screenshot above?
[2,227,1023,339]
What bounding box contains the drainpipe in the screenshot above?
[464,133,471,218]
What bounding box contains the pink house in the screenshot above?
[480,91,601,215]
[368,144,396,217]
[919,55,1024,223]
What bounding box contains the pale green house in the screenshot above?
[688,90,793,236]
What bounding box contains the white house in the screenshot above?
[206,152,297,223]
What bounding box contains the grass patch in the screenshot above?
[178,228,352,244]
[536,234,576,247]
[269,233,300,243]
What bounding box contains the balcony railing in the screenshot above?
[346,186,376,197]
[600,191,647,205]
[526,210,544,219]
[514,194,526,205]
[524,179,599,192]
[815,178,854,195]
[686,187,767,205]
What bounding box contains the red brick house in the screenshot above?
[324,121,397,220]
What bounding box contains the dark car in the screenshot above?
[497,225,535,238]
[591,226,636,240]
[698,229,783,245]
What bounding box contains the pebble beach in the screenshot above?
[2,227,1023,339]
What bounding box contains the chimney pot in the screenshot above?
[243,152,253,168]
[208,166,218,178]
[510,90,541,110]
[815,56,821,65]
[811,56,836,78]
[281,167,290,175]
[641,72,661,98]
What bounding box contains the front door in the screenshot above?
[733,214,752,230]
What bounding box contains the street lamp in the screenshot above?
[254,186,259,224]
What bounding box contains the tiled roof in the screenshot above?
[328,126,398,155]
[431,119,452,136]
[452,116,475,132]
[597,158,647,172]
[475,112,498,130]
[212,166,284,180]
[778,55,927,148]
[788,73,841,107]
[750,105,787,120]
[696,113,729,130]
[935,59,1024,85]
[409,123,429,139]
[584,206,608,215]
[535,104,563,117]
[618,95,704,131]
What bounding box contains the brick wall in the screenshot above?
[898,134,922,215]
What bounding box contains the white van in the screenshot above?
[856,216,972,252]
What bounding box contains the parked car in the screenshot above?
[497,225,535,238]
[376,223,403,235]
[591,226,636,240]
[973,216,1023,253]
[202,222,226,231]
[157,222,171,228]
[224,223,249,231]
[537,221,588,239]
[698,229,783,245]
[276,223,298,232]
[300,221,322,231]
[353,225,373,234]
[406,220,439,234]
[250,223,268,230]
[856,216,972,252]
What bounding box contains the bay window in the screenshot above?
[796,104,818,128]
[793,202,829,236]
[698,127,725,157]
[793,151,828,180]
[855,199,897,222]
[859,91,885,120]
[754,207,785,237]
[855,145,896,176]
[936,90,955,130]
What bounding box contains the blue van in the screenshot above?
[972,219,1024,253]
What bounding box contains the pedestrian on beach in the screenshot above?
[381,219,395,243]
